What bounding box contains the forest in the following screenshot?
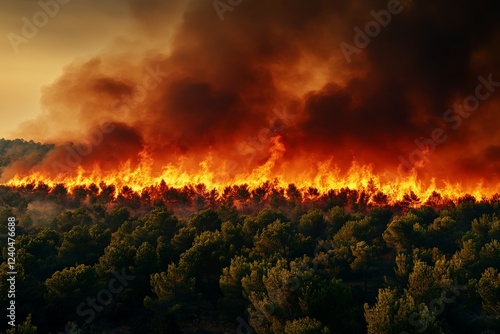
[0,176,499,334]
[2,0,500,331]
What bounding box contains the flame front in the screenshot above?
[2,136,497,205]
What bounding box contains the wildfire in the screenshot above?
[1,136,497,205]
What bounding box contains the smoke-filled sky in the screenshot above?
[1,0,500,187]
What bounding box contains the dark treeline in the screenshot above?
[0,139,53,168]
[0,182,499,333]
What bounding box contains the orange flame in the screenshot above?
[1,136,498,205]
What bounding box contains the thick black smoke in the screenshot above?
[13,0,500,184]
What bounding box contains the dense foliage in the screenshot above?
[0,181,499,333]
[0,139,53,169]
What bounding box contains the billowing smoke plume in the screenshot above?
[11,0,500,187]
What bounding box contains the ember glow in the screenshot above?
[2,135,498,205]
[2,0,500,204]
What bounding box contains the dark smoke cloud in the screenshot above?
[13,0,500,184]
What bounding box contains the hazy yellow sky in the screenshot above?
[0,0,134,139]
